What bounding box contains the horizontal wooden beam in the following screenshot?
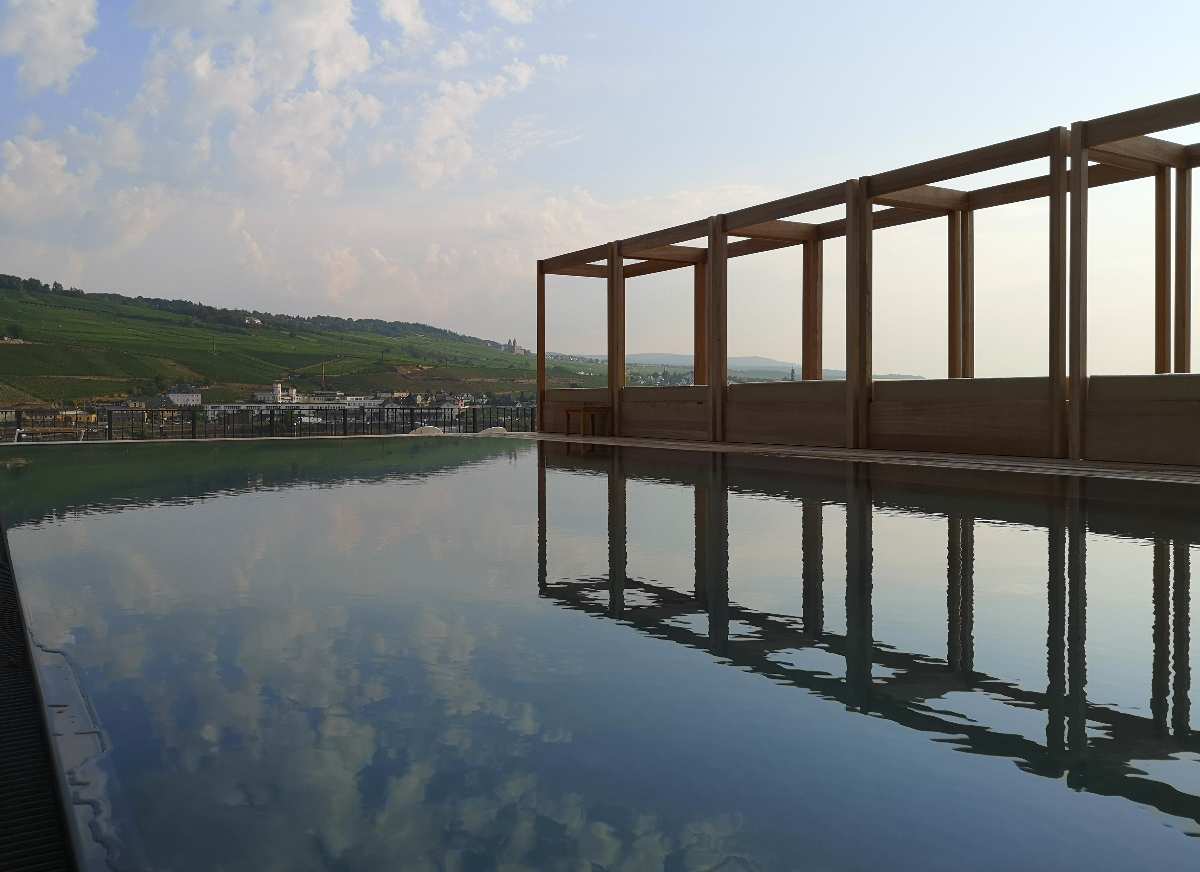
[1087,148,1160,175]
[816,206,939,240]
[1090,135,1188,169]
[623,259,690,279]
[545,263,609,278]
[1189,144,1200,168]
[542,243,609,271]
[1084,92,1200,148]
[728,237,796,258]
[621,219,709,253]
[620,243,706,264]
[729,220,818,242]
[873,184,966,212]
[724,183,845,231]
[868,131,1049,198]
[968,162,1152,210]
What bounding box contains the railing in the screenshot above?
[0,406,535,443]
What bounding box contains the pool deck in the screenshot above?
[510,431,1200,486]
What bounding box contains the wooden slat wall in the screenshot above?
[1085,375,1200,465]
[540,388,611,434]
[869,377,1053,457]
[724,381,847,447]
[621,386,712,441]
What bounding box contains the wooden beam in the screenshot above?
[607,241,625,436]
[845,178,872,448]
[694,263,709,384]
[1087,149,1160,176]
[622,219,709,253]
[727,237,797,258]
[961,209,974,378]
[729,220,818,242]
[536,261,546,430]
[1155,167,1172,373]
[1189,144,1200,168]
[1084,93,1200,148]
[546,264,608,278]
[948,211,963,378]
[816,205,937,240]
[802,239,823,380]
[968,162,1151,210]
[623,259,689,278]
[543,243,609,272]
[1068,122,1088,461]
[1049,127,1069,458]
[621,243,706,264]
[868,131,1049,198]
[1177,166,1192,373]
[1090,135,1188,169]
[707,215,728,441]
[875,184,967,213]
[724,183,845,232]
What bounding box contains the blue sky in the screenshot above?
[1,0,1198,377]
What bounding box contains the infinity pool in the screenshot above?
[3,437,1199,870]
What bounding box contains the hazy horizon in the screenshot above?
[2,1,1198,379]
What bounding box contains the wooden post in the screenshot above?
[846,179,872,448]
[1066,482,1087,764]
[1173,541,1191,736]
[1177,167,1192,373]
[1068,122,1089,461]
[948,211,963,378]
[693,262,709,384]
[961,210,975,378]
[536,261,547,431]
[802,239,823,380]
[1155,168,1173,373]
[947,515,962,670]
[1152,538,1171,733]
[694,479,709,607]
[1047,499,1067,757]
[607,242,625,436]
[706,455,729,655]
[608,450,625,617]
[537,441,547,591]
[801,499,823,635]
[845,464,873,709]
[706,216,728,441]
[1049,127,1070,458]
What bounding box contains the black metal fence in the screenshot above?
[0,406,535,443]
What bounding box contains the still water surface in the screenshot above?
[2,437,1199,870]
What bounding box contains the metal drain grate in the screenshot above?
[0,518,79,872]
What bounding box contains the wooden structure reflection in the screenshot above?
[536,446,1198,827]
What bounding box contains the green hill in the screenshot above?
[0,274,606,406]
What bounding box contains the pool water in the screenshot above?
[3,437,1199,871]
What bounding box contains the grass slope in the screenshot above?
[0,280,607,405]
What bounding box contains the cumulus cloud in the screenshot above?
[379,0,432,42]
[435,40,469,69]
[0,0,98,92]
[488,0,538,24]
[0,135,94,223]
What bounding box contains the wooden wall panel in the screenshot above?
[724,381,847,447]
[869,377,1052,456]
[540,388,611,434]
[620,386,712,441]
[1086,375,1200,465]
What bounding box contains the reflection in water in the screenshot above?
[6,438,1200,870]
[538,447,1200,836]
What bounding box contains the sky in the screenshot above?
[0,0,1198,378]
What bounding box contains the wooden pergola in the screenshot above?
[537,94,1200,466]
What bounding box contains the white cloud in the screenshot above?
[487,0,537,24]
[406,61,536,187]
[435,40,469,70]
[379,0,431,42]
[229,89,382,195]
[537,53,568,70]
[0,0,97,92]
[68,114,144,172]
[0,136,94,223]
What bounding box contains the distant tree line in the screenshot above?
[0,272,499,348]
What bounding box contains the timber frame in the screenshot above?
[538,94,1200,466]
